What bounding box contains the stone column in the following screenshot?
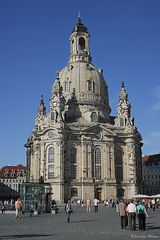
[40,142,45,178]
[110,144,115,179]
[33,142,40,182]
[87,143,92,178]
[59,139,64,202]
[107,144,112,179]
[81,137,84,200]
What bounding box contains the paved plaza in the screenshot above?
[0,205,160,240]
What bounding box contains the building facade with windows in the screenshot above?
[142,154,160,195]
[25,16,143,202]
[0,165,28,200]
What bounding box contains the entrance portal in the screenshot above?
[95,187,102,201]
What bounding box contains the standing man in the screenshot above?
[65,200,72,223]
[126,200,137,231]
[118,199,127,229]
[136,201,148,231]
[86,198,91,212]
[93,198,100,212]
[151,199,156,211]
[15,198,22,219]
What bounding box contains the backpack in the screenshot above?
[138,208,144,214]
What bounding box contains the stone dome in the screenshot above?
[58,61,111,123]
[59,61,109,107]
[51,17,111,123]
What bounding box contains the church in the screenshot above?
[25,16,143,202]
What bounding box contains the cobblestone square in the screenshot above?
[0,205,159,240]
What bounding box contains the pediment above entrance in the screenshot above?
[39,128,59,140]
[81,124,117,140]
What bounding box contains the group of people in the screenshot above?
[0,199,16,213]
[1,196,156,230]
[15,198,22,219]
[76,198,100,213]
[118,199,149,231]
[65,198,100,223]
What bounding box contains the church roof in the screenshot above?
[0,165,28,178]
[72,15,88,33]
[142,154,160,165]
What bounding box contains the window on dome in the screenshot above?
[51,112,54,121]
[120,118,124,126]
[64,82,68,92]
[78,37,85,51]
[71,39,74,53]
[93,82,95,93]
[87,79,95,92]
[87,80,92,91]
[64,80,70,92]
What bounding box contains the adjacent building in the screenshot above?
[0,165,28,200]
[25,16,143,202]
[142,154,160,195]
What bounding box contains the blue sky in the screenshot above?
[0,0,160,166]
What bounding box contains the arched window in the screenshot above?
[64,79,70,92]
[94,148,101,179]
[51,112,54,121]
[71,39,74,53]
[87,79,95,92]
[87,80,92,91]
[115,150,123,182]
[48,147,54,179]
[93,82,95,93]
[64,82,68,92]
[48,147,54,163]
[91,112,97,122]
[78,37,85,51]
[70,147,77,179]
[120,118,124,126]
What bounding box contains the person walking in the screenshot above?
[93,198,100,212]
[1,204,5,214]
[136,201,148,231]
[118,199,127,229]
[126,200,136,231]
[151,199,156,211]
[30,204,34,217]
[86,198,91,212]
[15,198,22,219]
[65,200,72,223]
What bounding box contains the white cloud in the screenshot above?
[150,85,160,112]
[143,130,160,148]
[143,138,152,146]
[150,131,160,138]
[154,86,160,98]
[150,86,160,98]
[151,102,160,111]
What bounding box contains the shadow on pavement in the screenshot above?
[0,234,55,239]
[147,225,160,230]
[70,219,96,223]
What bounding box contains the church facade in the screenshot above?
[25,16,143,202]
